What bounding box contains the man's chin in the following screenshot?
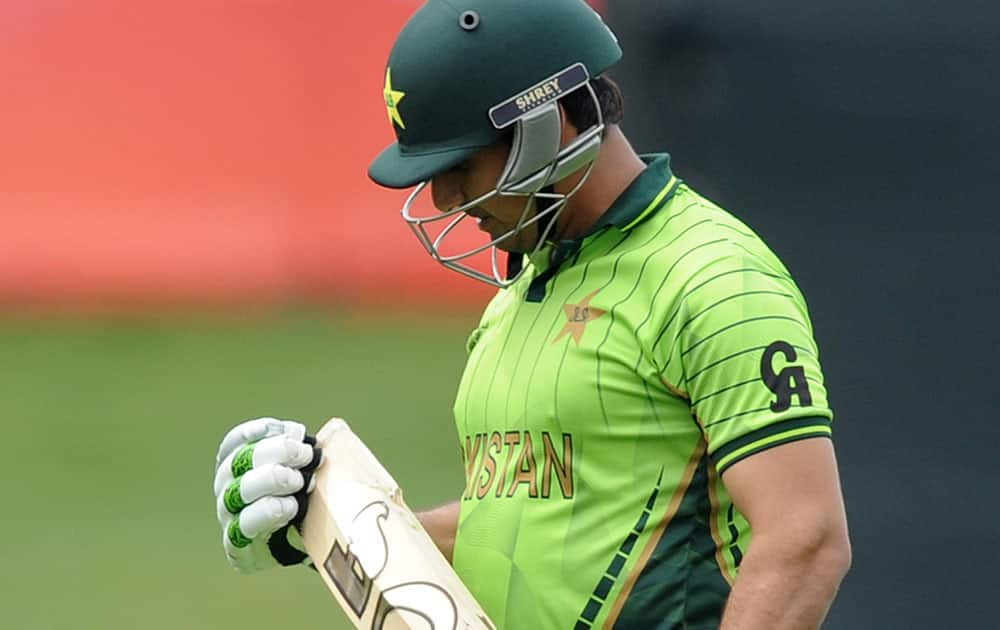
[486,225,539,253]
[493,235,535,254]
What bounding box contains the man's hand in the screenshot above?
[212,417,323,573]
[416,501,461,564]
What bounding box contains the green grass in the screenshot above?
[0,307,476,629]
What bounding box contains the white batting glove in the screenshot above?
[213,418,323,573]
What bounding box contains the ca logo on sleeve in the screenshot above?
[760,341,813,412]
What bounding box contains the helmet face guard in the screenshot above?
[400,77,605,288]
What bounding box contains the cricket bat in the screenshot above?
[301,418,496,630]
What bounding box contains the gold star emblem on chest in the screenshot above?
[383,68,406,130]
[553,289,607,346]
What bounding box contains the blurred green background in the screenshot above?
[0,308,474,629]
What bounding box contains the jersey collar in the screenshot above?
[585,153,679,236]
[522,154,680,302]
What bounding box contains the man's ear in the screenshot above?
[558,103,580,146]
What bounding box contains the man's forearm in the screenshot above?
[417,500,461,563]
[720,532,851,629]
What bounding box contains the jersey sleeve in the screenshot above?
[655,247,833,475]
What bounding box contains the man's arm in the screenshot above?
[417,500,461,563]
[719,438,851,629]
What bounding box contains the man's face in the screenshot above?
[430,142,539,253]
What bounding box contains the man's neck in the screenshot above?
[554,125,647,241]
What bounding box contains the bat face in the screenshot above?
[320,502,459,629]
[302,419,495,630]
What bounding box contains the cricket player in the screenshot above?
[212,1,851,628]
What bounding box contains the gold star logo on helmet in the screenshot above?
[383,68,406,130]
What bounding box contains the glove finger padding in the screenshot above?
[227,495,299,545]
[217,463,307,525]
[215,418,307,467]
[213,435,318,497]
[223,496,307,573]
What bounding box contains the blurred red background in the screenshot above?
[0,1,602,309]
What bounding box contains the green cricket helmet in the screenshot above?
[368,0,623,286]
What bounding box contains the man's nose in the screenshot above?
[431,175,463,212]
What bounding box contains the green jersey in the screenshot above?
[452,155,833,629]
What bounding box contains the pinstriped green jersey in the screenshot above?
[451,155,833,629]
